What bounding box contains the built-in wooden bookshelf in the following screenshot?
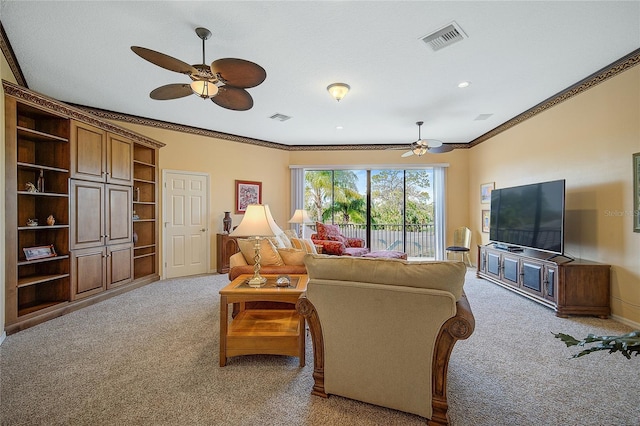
[4,81,164,334]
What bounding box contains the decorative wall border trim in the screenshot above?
[468,48,640,147]
[0,22,27,88]
[2,80,165,149]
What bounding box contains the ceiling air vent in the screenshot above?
[269,113,291,122]
[421,22,467,52]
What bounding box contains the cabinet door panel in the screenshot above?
[107,134,133,185]
[107,243,133,289]
[106,184,132,245]
[522,261,543,296]
[71,121,106,182]
[503,256,519,285]
[70,180,104,249]
[71,246,106,300]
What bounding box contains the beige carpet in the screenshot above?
[1,270,638,425]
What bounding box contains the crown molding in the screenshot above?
[468,48,640,147]
[2,80,165,149]
[0,21,27,88]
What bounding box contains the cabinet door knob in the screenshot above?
[201,228,206,232]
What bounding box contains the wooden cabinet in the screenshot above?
[216,234,240,273]
[71,243,134,300]
[70,121,133,186]
[4,81,164,334]
[477,245,610,318]
[69,181,132,249]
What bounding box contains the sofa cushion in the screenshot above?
[237,238,284,266]
[290,237,318,254]
[277,248,306,266]
[304,254,466,300]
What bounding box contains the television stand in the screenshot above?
[477,245,610,318]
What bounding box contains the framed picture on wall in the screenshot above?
[634,153,640,232]
[480,182,494,204]
[482,210,490,233]
[235,180,262,214]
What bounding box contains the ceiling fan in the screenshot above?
[131,27,266,111]
[392,121,453,157]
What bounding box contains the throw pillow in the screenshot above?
[278,231,294,249]
[316,222,347,244]
[277,248,306,266]
[237,238,284,266]
[290,237,318,254]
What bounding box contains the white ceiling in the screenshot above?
[2,1,639,148]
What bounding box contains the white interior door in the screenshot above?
[163,171,209,278]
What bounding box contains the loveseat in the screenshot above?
[296,254,475,425]
[310,222,369,256]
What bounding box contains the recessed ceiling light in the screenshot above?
[458,81,471,88]
[336,125,344,130]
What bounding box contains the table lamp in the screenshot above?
[230,204,281,287]
[287,209,312,238]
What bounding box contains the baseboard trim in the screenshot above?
[611,314,640,330]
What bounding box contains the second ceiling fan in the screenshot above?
[394,121,453,157]
[131,27,266,111]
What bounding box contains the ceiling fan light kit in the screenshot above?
[327,83,350,101]
[393,121,449,157]
[131,27,266,110]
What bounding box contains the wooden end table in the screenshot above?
[219,274,308,367]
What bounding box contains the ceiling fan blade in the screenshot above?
[131,46,197,75]
[211,58,266,88]
[212,86,254,111]
[149,84,193,100]
[428,144,454,154]
[401,150,415,158]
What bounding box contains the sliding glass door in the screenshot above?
[303,168,437,258]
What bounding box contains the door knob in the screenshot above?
[201,228,206,232]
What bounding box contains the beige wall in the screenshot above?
[469,66,640,326]
[2,44,639,328]
[110,122,292,273]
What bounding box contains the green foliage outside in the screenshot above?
[304,169,433,225]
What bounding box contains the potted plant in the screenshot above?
[554,330,640,359]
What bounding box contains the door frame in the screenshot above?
[161,169,211,279]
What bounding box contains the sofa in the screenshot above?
[296,254,475,425]
[310,222,369,256]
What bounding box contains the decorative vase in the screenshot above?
[46,215,55,226]
[133,230,138,244]
[223,212,232,234]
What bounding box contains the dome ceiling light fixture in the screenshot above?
[327,83,350,101]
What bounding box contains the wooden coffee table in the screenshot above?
[219,274,308,367]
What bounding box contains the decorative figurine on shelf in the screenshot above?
[223,211,232,234]
[26,218,38,227]
[37,169,45,192]
[46,215,55,226]
[133,230,138,244]
[135,187,141,202]
[25,182,38,192]
[132,210,140,220]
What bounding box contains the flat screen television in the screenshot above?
[489,179,565,254]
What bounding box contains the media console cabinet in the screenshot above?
[477,245,610,318]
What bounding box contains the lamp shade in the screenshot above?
[230,204,281,237]
[287,209,312,224]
